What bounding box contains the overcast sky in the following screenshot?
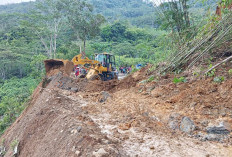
[0,0,160,6]
[0,0,35,5]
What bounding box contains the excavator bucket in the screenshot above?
[44,59,74,77]
[86,68,99,80]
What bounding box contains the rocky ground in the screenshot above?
[0,63,232,157]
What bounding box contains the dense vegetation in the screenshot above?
[0,0,224,134]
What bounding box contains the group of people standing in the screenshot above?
[74,65,133,77]
[119,66,132,74]
[74,65,87,77]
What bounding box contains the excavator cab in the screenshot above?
[87,53,118,81]
[93,53,116,71]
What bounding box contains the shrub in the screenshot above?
[173,77,187,84]
[228,69,232,75]
[213,76,225,83]
[147,75,155,82]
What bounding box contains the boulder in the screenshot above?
[203,134,228,142]
[70,87,78,92]
[195,131,229,142]
[180,117,195,134]
[93,148,108,157]
[206,121,231,135]
[168,113,181,130]
[168,120,179,130]
[99,91,111,103]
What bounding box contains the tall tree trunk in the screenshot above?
[181,0,190,27]
[50,35,53,58]
[36,31,51,58]
[53,34,57,59]
[83,40,86,54]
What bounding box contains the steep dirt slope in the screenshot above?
[0,78,125,157]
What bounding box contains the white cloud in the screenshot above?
[0,0,35,5]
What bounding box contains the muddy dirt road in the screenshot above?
[118,73,127,80]
[77,88,232,157]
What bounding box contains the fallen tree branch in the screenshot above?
[205,55,232,74]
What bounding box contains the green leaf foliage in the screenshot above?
[0,77,39,134]
[173,77,187,84]
[213,76,225,83]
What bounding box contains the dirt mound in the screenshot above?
[42,64,153,94]
[77,65,152,93]
[112,65,152,91]
[46,73,119,93]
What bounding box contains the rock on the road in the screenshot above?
[70,87,78,92]
[180,117,195,134]
[206,121,231,134]
[99,91,111,103]
[168,113,181,130]
[93,148,108,157]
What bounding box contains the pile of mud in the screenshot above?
[44,73,118,93]
[112,65,152,91]
[77,77,232,156]
[0,65,156,156]
[42,64,151,93]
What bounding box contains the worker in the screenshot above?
[119,67,123,73]
[123,67,126,74]
[127,67,130,74]
[75,67,80,77]
[128,66,132,73]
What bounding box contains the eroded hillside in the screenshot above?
[0,63,232,156]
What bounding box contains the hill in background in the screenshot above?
[0,0,156,28]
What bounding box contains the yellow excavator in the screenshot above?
[44,52,96,77]
[86,52,118,81]
[71,53,99,67]
[44,52,118,81]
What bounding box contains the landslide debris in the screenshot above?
[0,74,126,157]
[1,55,232,156]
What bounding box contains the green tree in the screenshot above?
[100,22,127,42]
[61,0,105,53]
[158,0,190,33]
[22,0,66,58]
